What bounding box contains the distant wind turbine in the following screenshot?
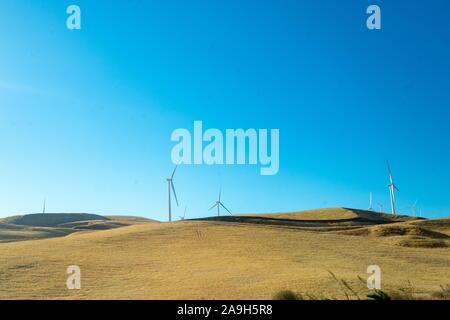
[387,161,400,215]
[404,200,418,217]
[167,164,179,222]
[42,199,46,214]
[412,200,418,217]
[369,192,373,211]
[209,189,231,216]
[377,202,384,213]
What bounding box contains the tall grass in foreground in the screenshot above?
[273,272,450,300]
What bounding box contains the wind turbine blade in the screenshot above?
[387,161,395,185]
[394,185,400,192]
[219,188,222,202]
[220,202,232,215]
[171,164,178,179]
[171,181,179,206]
[209,203,218,211]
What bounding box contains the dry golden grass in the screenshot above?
[242,208,416,222]
[0,209,448,300]
[242,208,361,220]
[0,223,76,243]
[409,218,450,236]
[1,213,107,227]
[393,236,448,248]
[0,214,155,243]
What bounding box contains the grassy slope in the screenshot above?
[409,218,450,236]
[1,213,108,227]
[0,214,155,243]
[242,207,417,222]
[105,216,159,224]
[0,223,76,243]
[0,209,448,299]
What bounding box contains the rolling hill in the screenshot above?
[0,208,448,299]
[195,208,421,231]
[0,213,155,243]
[1,213,108,227]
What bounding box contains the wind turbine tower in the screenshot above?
[411,200,418,217]
[377,203,384,213]
[387,161,400,215]
[369,192,373,211]
[42,199,46,214]
[167,165,179,222]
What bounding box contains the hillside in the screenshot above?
[241,207,418,222]
[196,208,420,231]
[1,213,108,227]
[409,217,450,236]
[105,216,159,224]
[0,208,448,300]
[0,222,76,243]
[0,213,155,243]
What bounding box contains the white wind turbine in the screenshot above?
[167,164,179,222]
[387,161,400,215]
[42,199,46,214]
[404,200,418,217]
[377,202,384,213]
[209,189,231,216]
[412,200,418,217]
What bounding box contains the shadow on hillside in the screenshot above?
[191,215,395,230]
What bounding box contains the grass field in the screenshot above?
[0,208,448,300]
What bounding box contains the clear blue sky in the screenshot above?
[0,0,449,219]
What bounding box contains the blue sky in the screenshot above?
[0,0,449,219]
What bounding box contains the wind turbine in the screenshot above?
[411,200,418,217]
[369,192,373,211]
[209,189,231,216]
[167,164,179,222]
[377,202,384,213]
[387,161,400,215]
[42,199,46,214]
[404,200,418,217]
